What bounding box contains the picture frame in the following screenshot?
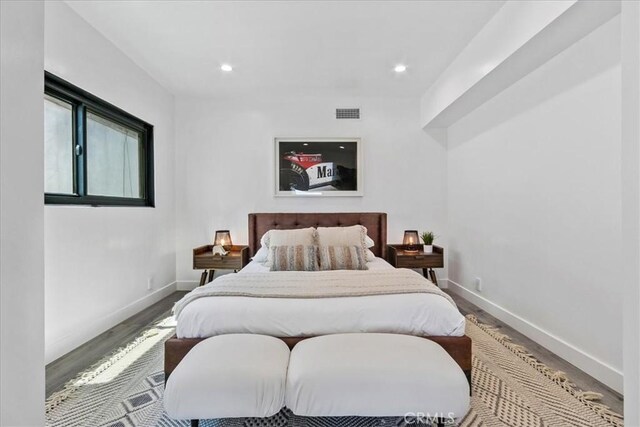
[274,138,363,197]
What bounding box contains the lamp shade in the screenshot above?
[214,230,232,249]
[403,230,420,252]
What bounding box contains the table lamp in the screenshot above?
[214,230,233,251]
[403,230,420,253]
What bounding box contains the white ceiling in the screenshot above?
[65,0,504,98]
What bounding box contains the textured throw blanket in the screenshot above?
[173,268,456,318]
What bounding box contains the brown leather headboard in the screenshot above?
[248,212,388,259]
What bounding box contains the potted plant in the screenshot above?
[420,231,436,253]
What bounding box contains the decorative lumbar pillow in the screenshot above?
[318,246,368,271]
[264,228,317,266]
[269,245,319,271]
[317,225,376,261]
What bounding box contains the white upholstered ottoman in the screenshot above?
[164,334,290,421]
[286,333,470,419]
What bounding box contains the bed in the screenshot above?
[165,212,472,384]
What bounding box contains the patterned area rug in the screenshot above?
[46,315,624,427]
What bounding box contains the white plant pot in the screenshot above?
[423,244,433,253]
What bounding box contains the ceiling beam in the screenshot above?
[421,0,621,129]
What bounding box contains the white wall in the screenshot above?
[621,1,640,423]
[175,96,448,287]
[43,1,176,363]
[0,1,45,425]
[446,16,623,391]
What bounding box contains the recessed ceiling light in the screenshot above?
[394,64,407,73]
[220,64,233,72]
[303,143,309,146]
[339,146,345,149]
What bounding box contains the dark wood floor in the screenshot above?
[45,291,187,397]
[46,290,624,416]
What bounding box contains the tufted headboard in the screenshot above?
[248,212,388,259]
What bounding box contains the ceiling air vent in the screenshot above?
[336,108,360,120]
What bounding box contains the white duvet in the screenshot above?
[176,258,465,338]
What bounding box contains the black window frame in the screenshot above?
[44,72,155,207]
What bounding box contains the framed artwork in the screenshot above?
[275,138,362,197]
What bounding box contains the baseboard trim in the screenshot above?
[45,281,177,364]
[447,279,623,393]
[177,280,198,291]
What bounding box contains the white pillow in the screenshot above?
[316,225,376,261]
[366,248,376,261]
[364,234,375,249]
[252,245,269,263]
[268,227,316,246]
[362,227,376,261]
[250,231,272,263]
[251,230,273,263]
[260,230,270,249]
[256,228,316,250]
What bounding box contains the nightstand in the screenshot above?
[193,245,249,286]
[387,244,444,287]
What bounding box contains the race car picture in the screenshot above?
[275,138,362,196]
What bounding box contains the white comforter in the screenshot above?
[176,258,465,338]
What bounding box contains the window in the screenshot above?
[44,72,154,206]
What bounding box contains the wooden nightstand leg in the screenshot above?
[422,268,429,278]
[198,271,207,287]
[429,268,439,287]
[207,269,215,283]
